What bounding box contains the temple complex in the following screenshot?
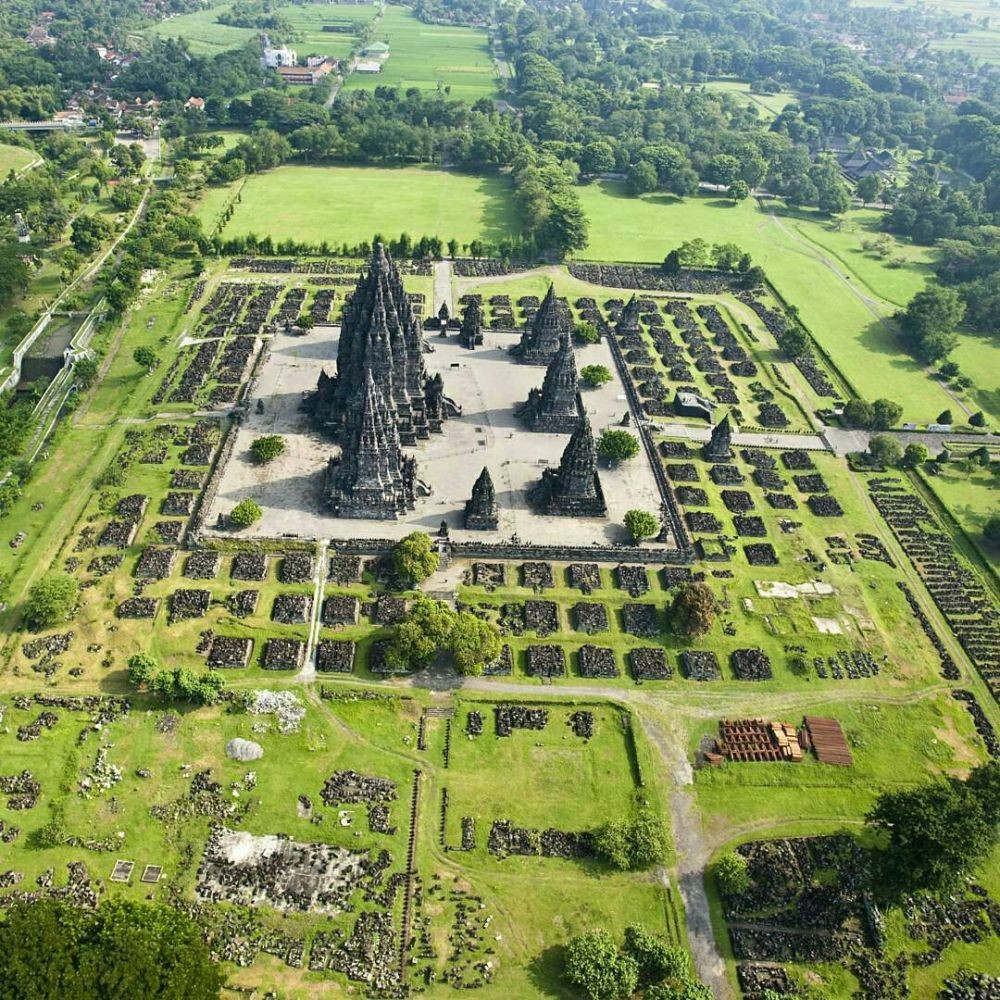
[531,417,607,517]
[464,466,499,530]
[511,285,571,365]
[311,243,458,447]
[703,413,733,462]
[323,369,421,519]
[516,333,583,433]
[458,299,483,350]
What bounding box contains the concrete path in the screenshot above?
[654,421,827,452]
[432,259,454,316]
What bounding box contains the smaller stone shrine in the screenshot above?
[703,413,734,461]
[464,466,499,530]
[616,294,641,334]
[516,333,583,432]
[531,417,607,517]
[511,285,571,365]
[459,299,483,350]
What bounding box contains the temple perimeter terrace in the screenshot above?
[204,321,667,547]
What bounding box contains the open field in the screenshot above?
[0,142,38,175]
[575,184,1000,423]
[282,2,377,61]
[702,79,798,120]
[853,0,1000,62]
[917,464,1000,571]
[344,5,498,101]
[143,5,260,54]
[197,165,520,246]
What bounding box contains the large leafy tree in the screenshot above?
[564,929,639,1000]
[23,573,79,631]
[670,582,716,638]
[866,761,1000,896]
[0,899,223,999]
[391,531,439,585]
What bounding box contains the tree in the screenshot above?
[856,174,883,207]
[133,346,159,372]
[249,435,284,464]
[984,515,1000,546]
[727,179,750,203]
[23,574,79,631]
[646,984,713,1000]
[296,313,314,330]
[574,321,600,344]
[714,852,751,895]
[623,926,690,988]
[596,429,640,464]
[450,611,502,676]
[70,214,112,254]
[624,509,659,543]
[970,411,986,427]
[73,355,99,388]
[229,498,262,527]
[627,160,658,196]
[937,409,954,425]
[898,287,965,364]
[564,929,639,1000]
[903,443,928,467]
[866,761,1000,897]
[662,249,682,274]
[583,140,616,175]
[127,652,158,686]
[843,399,875,428]
[392,531,439,585]
[778,327,809,358]
[871,398,903,430]
[581,364,612,387]
[386,598,456,670]
[593,810,667,870]
[0,899,223,999]
[869,434,902,467]
[670,582,716,637]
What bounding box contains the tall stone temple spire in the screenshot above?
[512,284,571,365]
[464,466,498,530]
[311,242,458,446]
[703,413,733,462]
[531,416,607,517]
[616,294,641,335]
[459,298,483,350]
[516,332,583,432]
[324,369,416,520]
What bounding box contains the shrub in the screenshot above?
[249,435,284,464]
[714,852,751,895]
[670,582,716,637]
[23,574,80,631]
[581,364,612,387]
[127,652,158,686]
[574,321,600,344]
[593,810,666,871]
[624,509,659,543]
[869,434,902,467]
[229,498,262,527]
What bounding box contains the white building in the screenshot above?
[262,46,297,68]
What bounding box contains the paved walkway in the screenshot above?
[653,421,827,452]
[432,259,453,315]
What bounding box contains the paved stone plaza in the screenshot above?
[205,323,667,546]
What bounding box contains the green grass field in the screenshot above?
[702,79,798,120]
[574,184,1000,423]
[0,142,37,176]
[853,0,1000,62]
[143,5,260,54]
[197,165,520,246]
[344,5,498,101]
[918,464,999,570]
[282,2,377,60]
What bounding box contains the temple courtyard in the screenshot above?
[205,320,666,545]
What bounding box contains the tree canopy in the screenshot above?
[23,573,79,631]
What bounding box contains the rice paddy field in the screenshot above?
[197,164,520,247]
[344,5,498,101]
[144,1,377,57]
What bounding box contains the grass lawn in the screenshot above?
[282,2,377,61]
[0,142,37,175]
[344,5,498,101]
[198,165,520,246]
[143,5,259,54]
[573,185,991,423]
[918,464,999,571]
[702,79,797,120]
